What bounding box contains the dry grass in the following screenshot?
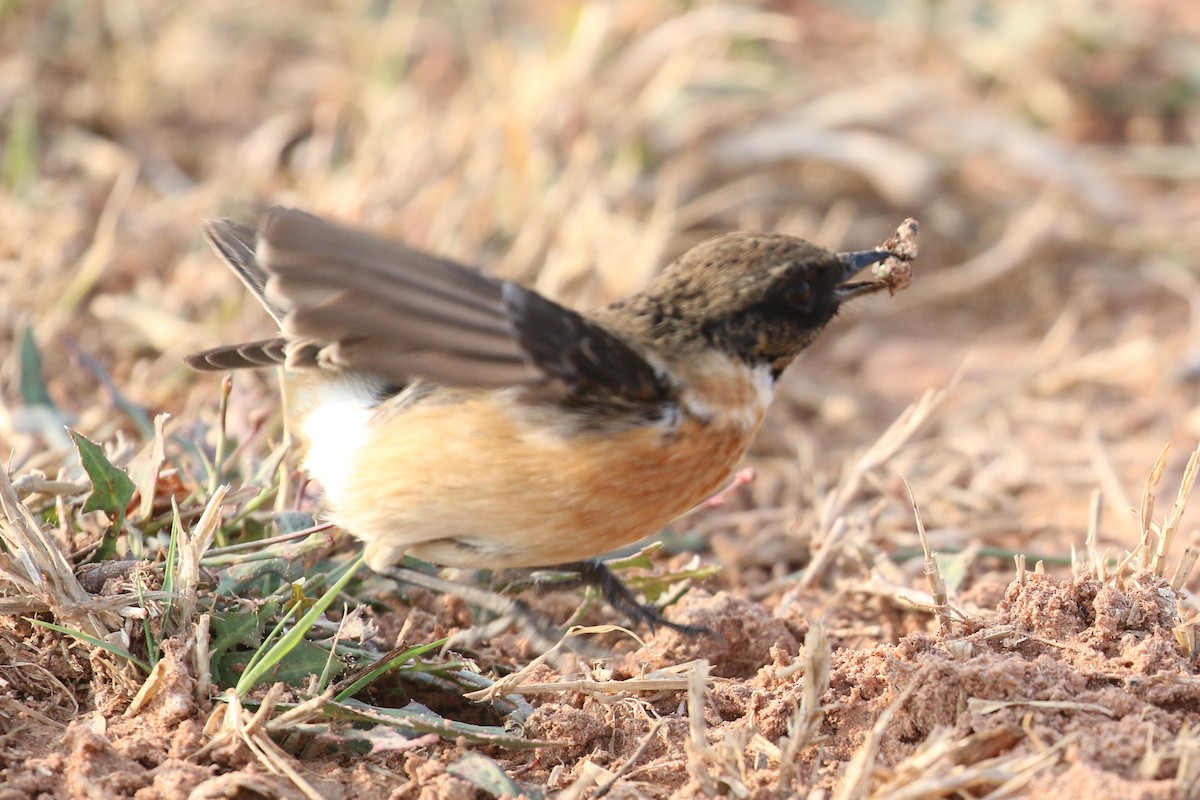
[4,1,1200,797]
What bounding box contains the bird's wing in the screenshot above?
[201,218,286,324]
[185,337,289,371]
[188,207,671,404]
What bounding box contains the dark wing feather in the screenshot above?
[501,286,669,402]
[255,207,673,401]
[188,206,673,404]
[256,208,541,387]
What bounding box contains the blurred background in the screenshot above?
[3,0,1200,581]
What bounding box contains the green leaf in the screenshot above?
[274,510,317,535]
[210,608,268,654]
[235,556,364,696]
[19,327,54,407]
[70,430,136,519]
[447,752,537,798]
[628,563,721,602]
[215,640,343,688]
[288,698,548,748]
[2,99,38,197]
[333,638,448,702]
[215,557,305,596]
[934,550,972,595]
[277,640,346,685]
[26,618,151,673]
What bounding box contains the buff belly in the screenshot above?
[343,400,751,569]
[295,357,772,571]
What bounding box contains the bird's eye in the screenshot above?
[786,280,813,313]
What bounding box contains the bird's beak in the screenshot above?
[836,249,890,300]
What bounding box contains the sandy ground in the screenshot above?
[4,2,1200,798]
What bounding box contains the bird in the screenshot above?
[186,207,911,630]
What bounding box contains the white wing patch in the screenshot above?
[297,378,378,508]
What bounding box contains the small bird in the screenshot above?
[187,207,912,627]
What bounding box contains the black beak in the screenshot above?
[836,249,890,300]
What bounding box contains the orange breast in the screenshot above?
[325,358,772,571]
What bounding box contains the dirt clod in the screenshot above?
[657,591,799,678]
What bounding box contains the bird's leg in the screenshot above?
[539,560,709,636]
[380,565,565,654]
